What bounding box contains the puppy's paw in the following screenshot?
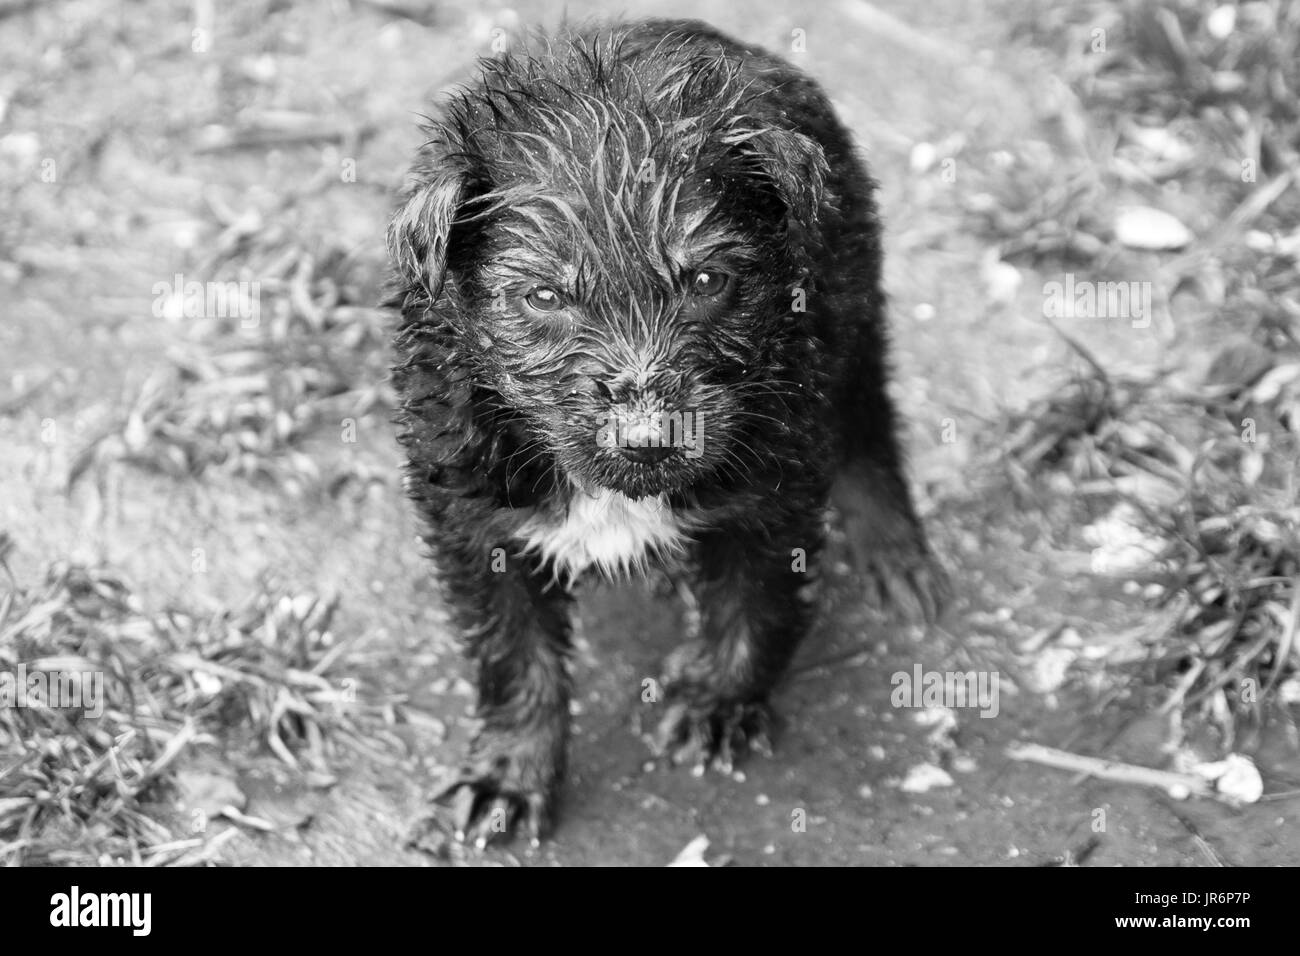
[832,464,951,624]
[859,543,951,625]
[415,730,562,850]
[650,693,774,775]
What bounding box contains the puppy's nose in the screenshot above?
[617,418,679,464]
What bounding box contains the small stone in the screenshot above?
[1115,206,1193,251]
[899,763,954,793]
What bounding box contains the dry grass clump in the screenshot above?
[0,537,372,865]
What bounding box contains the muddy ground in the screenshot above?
[1,0,1297,865]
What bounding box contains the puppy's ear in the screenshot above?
[387,153,477,298]
[727,126,829,234]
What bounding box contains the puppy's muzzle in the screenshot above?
[589,373,698,465]
[603,402,685,465]
[618,419,680,464]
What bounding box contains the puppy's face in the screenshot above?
[391,44,828,500]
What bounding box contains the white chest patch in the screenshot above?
[517,489,691,581]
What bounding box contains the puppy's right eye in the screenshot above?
[523,287,565,313]
[689,269,730,297]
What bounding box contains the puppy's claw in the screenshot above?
[748,724,775,759]
[861,550,951,625]
[429,780,549,850]
[522,793,548,848]
[468,796,516,848]
[448,778,480,838]
[651,697,774,774]
[713,734,735,775]
[419,732,561,850]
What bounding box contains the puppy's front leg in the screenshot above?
[653,514,822,772]
[431,533,572,847]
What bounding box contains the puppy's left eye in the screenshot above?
[524,286,565,312]
[690,270,730,297]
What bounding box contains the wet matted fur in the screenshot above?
[387,18,947,845]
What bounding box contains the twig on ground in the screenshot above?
[1006,742,1213,797]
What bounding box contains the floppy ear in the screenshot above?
[725,125,829,235]
[386,151,475,298]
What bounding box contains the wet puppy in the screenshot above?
[388,18,946,845]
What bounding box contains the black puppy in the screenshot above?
[388,19,946,845]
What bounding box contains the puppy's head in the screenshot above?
[390,31,829,500]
